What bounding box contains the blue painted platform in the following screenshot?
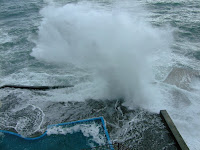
[0,117,113,150]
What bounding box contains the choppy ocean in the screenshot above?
[0,0,200,149]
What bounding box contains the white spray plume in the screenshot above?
[31,2,172,108]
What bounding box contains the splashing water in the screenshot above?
[31,2,172,108]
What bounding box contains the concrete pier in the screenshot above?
[160,110,189,150]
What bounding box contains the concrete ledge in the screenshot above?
[160,110,189,150]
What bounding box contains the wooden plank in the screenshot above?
[160,110,189,150]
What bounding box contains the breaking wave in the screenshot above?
[31,2,172,108]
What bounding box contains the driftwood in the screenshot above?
[0,85,73,90]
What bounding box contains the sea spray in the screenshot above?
[31,2,172,108]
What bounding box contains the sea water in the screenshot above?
[0,0,200,149]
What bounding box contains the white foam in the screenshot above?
[47,123,106,145]
[0,29,13,44]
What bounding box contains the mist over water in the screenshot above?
[31,2,172,108]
